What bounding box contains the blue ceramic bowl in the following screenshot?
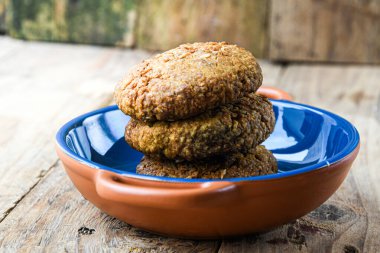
[57,100,359,182]
[55,99,360,238]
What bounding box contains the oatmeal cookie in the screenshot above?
[115,42,263,121]
[136,145,277,179]
[125,94,274,161]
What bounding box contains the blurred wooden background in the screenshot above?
[1,0,379,63]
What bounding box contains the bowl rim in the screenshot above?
[55,100,360,183]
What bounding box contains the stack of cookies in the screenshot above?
[114,42,277,179]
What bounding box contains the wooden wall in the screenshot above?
[136,0,269,58]
[2,0,380,63]
[269,0,380,63]
[6,0,136,46]
[0,0,7,33]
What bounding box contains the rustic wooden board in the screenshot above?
[219,65,380,252]
[7,0,136,46]
[136,0,269,57]
[0,37,150,223]
[269,0,380,63]
[6,0,380,64]
[0,39,283,250]
[1,37,379,251]
[0,163,221,252]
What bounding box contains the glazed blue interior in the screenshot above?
[56,100,359,182]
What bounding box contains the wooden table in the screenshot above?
[0,36,379,252]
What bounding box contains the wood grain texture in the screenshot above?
[6,0,380,63]
[0,39,283,251]
[0,37,150,222]
[1,37,380,251]
[136,0,269,57]
[269,0,380,63]
[7,0,136,46]
[0,163,220,252]
[220,65,380,252]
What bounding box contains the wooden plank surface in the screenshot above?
[0,163,220,252]
[220,65,380,252]
[269,0,380,63]
[0,36,150,223]
[1,36,380,252]
[136,0,269,57]
[0,36,283,251]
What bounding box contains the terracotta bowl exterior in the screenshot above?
[55,87,360,239]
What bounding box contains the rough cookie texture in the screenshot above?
[115,42,263,121]
[136,146,277,179]
[125,94,275,161]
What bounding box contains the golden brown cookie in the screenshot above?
[114,42,263,121]
[125,94,275,161]
[136,145,277,179]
